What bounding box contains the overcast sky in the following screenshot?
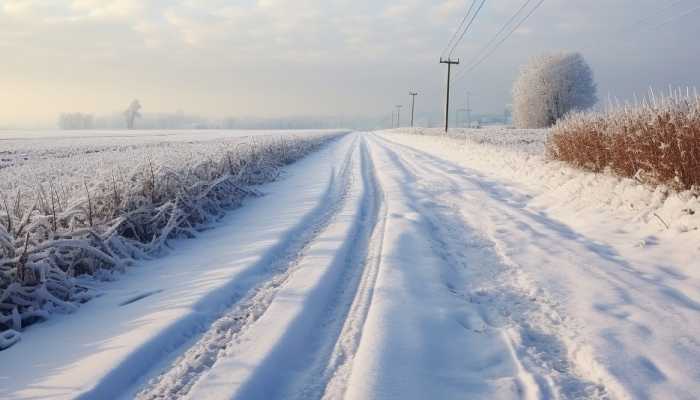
[1,0,699,127]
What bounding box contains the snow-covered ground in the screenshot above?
[0,129,341,191]
[0,129,344,340]
[1,129,698,399]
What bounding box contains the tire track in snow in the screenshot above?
[133,135,360,400]
[229,134,385,399]
[377,133,693,398]
[367,133,609,399]
[298,135,388,400]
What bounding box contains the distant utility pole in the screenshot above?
[409,92,418,127]
[457,108,468,127]
[465,91,472,129]
[440,57,460,133]
[391,109,395,128]
[395,105,403,128]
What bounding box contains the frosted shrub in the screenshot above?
[513,52,597,128]
[548,90,700,191]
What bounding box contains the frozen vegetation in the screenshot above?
[550,90,700,191]
[512,52,597,128]
[0,130,345,344]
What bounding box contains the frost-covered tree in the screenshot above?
[512,52,597,128]
[124,99,142,129]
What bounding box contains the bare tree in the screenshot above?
[513,52,597,128]
[124,99,142,129]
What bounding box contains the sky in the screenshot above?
[1,0,699,127]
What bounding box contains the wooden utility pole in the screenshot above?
[440,58,460,132]
[395,105,403,128]
[465,91,472,129]
[409,92,418,127]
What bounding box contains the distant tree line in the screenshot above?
[58,100,456,130]
[58,113,95,130]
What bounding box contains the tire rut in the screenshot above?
[368,133,609,400]
[312,135,388,400]
[274,134,386,400]
[134,135,360,400]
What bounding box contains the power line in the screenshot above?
[438,0,486,133]
[456,0,545,81]
[447,0,488,57]
[441,0,478,58]
[460,0,536,69]
[623,0,693,34]
[643,3,700,32]
[453,0,545,82]
[600,1,700,54]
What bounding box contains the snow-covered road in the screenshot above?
[2,131,698,399]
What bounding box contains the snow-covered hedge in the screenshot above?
[548,91,700,191]
[0,133,342,342]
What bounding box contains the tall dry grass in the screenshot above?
[547,89,700,191]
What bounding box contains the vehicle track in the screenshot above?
[299,136,388,400]
[367,133,609,399]
[126,131,626,399]
[133,135,360,399]
[226,134,386,399]
[375,132,700,398]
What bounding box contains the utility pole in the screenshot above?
[465,91,472,129]
[409,92,418,127]
[395,105,403,128]
[457,108,468,127]
[391,109,395,128]
[440,57,460,133]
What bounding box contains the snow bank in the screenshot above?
[388,128,699,235]
[381,129,700,399]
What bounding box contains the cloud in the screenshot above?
[70,0,143,19]
[2,0,42,16]
[0,0,698,127]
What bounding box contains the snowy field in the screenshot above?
[0,129,339,182]
[1,130,699,399]
[0,129,345,346]
[0,129,345,222]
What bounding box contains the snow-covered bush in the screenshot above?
[548,89,700,191]
[0,133,342,338]
[513,52,597,128]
